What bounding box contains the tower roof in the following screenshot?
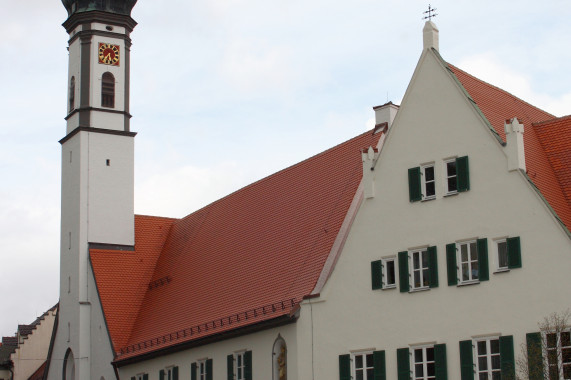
[61,0,137,18]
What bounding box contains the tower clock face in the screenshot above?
[98,43,120,66]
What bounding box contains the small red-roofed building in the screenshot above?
[44,4,570,380]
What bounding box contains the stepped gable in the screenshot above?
[90,215,177,353]
[92,129,381,360]
[449,64,571,231]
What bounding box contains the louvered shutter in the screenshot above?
[527,332,543,380]
[227,355,234,380]
[398,251,409,292]
[244,351,252,380]
[499,336,515,380]
[372,260,383,290]
[373,350,386,380]
[434,344,448,380]
[428,246,438,288]
[206,359,213,380]
[143,375,149,380]
[456,156,470,192]
[191,363,197,380]
[507,236,522,268]
[477,238,489,281]
[131,377,136,380]
[173,366,179,380]
[397,348,410,380]
[408,167,422,202]
[159,370,165,380]
[446,243,457,286]
[339,354,351,380]
[459,340,474,380]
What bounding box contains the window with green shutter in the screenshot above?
[372,258,397,290]
[526,332,543,380]
[409,167,422,202]
[507,237,522,269]
[191,363,197,380]
[397,348,410,380]
[373,351,386,380]
[428,246,439,288]
[206,359,213,380]
[446,243,458,286]
[459,340,474,380]
[477,238,489,281]
[434,344,448,380]
[499,336,515,380]
[339,354,351,380]
[244,351,252,380]
[371,260,383,290]
[227,354,234,380]
[456,156,470,192]
[398,251,410,292]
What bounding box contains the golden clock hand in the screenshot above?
[105,53,111,61]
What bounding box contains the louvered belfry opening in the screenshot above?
[101,72,115,108]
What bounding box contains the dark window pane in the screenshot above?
[366,354,374,367]
[426,182,435,196]
[447,161,456,176]
[387,261,396,285]
[548,350,558,364]
[562,332,571,346]
[426,348,434,361]
[427,363,435,376]
[547,334,557,348]
[447,177,457,192]
[479,374,488,380]
[490,340,499,354]
[497,242,508,268]
[415,364,424,376]
[366,368,374,380]
[491,355,500,369]
[355,355,363,368]
[478,341,487,354]
[415,349,423,362]
[549,365,558,380]
[492,372,501,380]
[414,271,420,287]
[356,370,363,380]
[425,166,434,181]
[479,357,488,370]
[563,348,571,363]
[563,365,571,379]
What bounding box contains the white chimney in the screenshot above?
[423,21,439,51]
[362,146,379,199]
[372,102,399,133]
[504,118,526,172]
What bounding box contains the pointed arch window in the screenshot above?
[101,72,115,108]
[69,76,75,111]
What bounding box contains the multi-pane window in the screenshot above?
[445,159,458,194]
[235,352,246,380]
[198,360,207,380]
[101,72,115,108]
[421,164,436,200]
[458,241,478,282]
[410,249,430,289]
[412,346,435,380]
[546,331,571,380]
[475,338,501,380]
[353,352,374,380]
[495,239,508,270]
[383,257,396,288]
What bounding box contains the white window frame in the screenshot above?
[382,257,397,289]
[234,351,246,380]
[444,158,458,195]
[164,367,174,380]
[493,238,509,272]
[409,248,430,290]
[457,240,479,284]
[411,345,436,380]
[135,375,145,380]
[198,359,208,380]
[421,163,436,200]
[545,329,571,380]
[352,351,375,380]
[474,337,501,380]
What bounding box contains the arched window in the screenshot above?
[63,348,76,380]
[101,72,115,108]
[69,76,75,111]
[272,335,287,380]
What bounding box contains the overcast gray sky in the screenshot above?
[0,0,569,338]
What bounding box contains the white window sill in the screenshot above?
[444,191,458,197]
[382,285,397,290]
[493,268,510,274]
[409,287,430,293]
[457,280,480,287]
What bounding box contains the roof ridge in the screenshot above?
[179,129,377,222]
[447,63,555,121]
[133,214,179,221]
[532,114,571,127]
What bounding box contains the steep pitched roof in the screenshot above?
[92,129,382,361]
[449,64,571,231]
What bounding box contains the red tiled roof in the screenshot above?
[449,65,571,231]
[27,360,47,380]
[92,130,381,360]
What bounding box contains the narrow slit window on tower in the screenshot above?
[106,159,110,166]
[101,72,115,108]
[69,76,75,111]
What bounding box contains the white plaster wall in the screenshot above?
[93,23,126,35]
[12,310,56,380]
[0,369,10,380]
[120,323,300,380]
[66,36,81,134]
[91,112,127,132]
[306,49,571,380]
[87,132,135,245]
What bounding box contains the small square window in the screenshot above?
[444,159,458,194]
[421,164,436,200]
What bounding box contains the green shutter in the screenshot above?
[397,348,410,380]
[434,344,448,380]
[191,363,197,380]
[131,377,136,380]
[398,251,409,292]
[143,375,149,380]
[207,359,213,380]
[373,350,386,380]
[526,332,543,380]
[507,237,522,269]
[408,167,422,202]
[499,336,515,380]
[244,351,252,380]
[227,355,234,380]
[477,238,489,281]
[428,246,439,288]
[173,366,179,380]
[160,370,165,380]
[372,260,383,290]
[339,354,351,380]
[456,156,470,192]
[459,340,474,380]
[446,243,457,286]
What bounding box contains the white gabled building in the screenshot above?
[44,2,570,380]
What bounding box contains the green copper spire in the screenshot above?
[61,0,137,17]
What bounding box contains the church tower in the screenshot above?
[47,1,138,379]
